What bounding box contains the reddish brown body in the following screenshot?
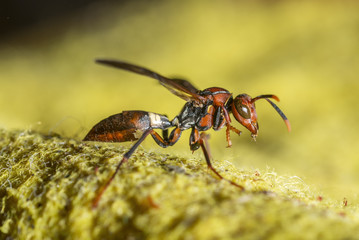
[84,111,170,142]
[84,59,291,207]
[203,87,232,106]
[84,111,149,142]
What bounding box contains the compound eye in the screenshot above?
[234,99,251,119]
[239,105,251,119]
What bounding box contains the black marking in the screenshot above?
[212,90,229,95]
[265,98,288,121]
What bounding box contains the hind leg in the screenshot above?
[92,129,153,207]
[190,128,244,190]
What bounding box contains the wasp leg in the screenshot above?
[150,127,182,148]
[189,127,201,151]
[92,129,152,208]
[220,106,241,148]
[199,132,245,190]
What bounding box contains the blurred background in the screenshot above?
[1,0,358,202]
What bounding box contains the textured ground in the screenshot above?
[1,129,358,239]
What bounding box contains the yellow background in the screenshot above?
[1,0,358,202]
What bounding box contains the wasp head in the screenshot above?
[230,94,291,139]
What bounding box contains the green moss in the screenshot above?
[1,129,358,239]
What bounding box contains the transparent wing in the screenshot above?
[95,59,205,103]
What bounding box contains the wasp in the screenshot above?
[84,59,291,207]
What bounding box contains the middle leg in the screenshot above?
[150,127,182,148]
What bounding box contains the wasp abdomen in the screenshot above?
[83,111,171,142]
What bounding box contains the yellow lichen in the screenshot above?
[1,129,358,239]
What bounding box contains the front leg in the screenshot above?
[220,106,241,148]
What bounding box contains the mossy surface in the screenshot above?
[1,129,358,239]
